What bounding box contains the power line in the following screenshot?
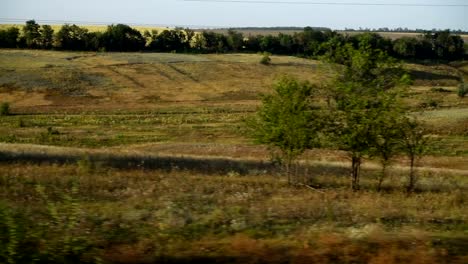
[182,0,468,7]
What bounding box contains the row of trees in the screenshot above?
[248,45,426,192]
[0,20,465,61]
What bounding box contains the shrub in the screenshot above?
[0,102,10,116]
[260,52,271,65]
[458,83,467,98]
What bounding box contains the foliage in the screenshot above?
[55,24,92,51]
[227,29,244,52]
[40,25,54,49]
[328,45,410,190]
[22,20,41,48]
[0,27,20,48]
[259,52,271,65]
[0,21,465,61]
[101,24,145,52]
[368,93,406,191]
[1,162,467,263]
[400,117,429,193]
[458,83,467,98]
[247,76,321,183]
[149,28,190,52]
[0,102,10,116]
[0,184,98,264]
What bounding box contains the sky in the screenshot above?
[1,0,467,30]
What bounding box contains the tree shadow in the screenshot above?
[0,149,350,177]
[409,69,460,83]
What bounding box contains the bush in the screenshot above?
[260,52,271,65]
[458,83,467,98]
[0,102,10,116]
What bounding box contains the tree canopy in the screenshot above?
[0,21,465,62]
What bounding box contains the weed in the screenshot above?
[0,102,10,116]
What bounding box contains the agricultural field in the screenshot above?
[1,49,467,263]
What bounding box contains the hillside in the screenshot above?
[0,49,466,154]
[1,49,467,263]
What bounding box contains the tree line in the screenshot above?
[248,43,426,192]
[0,20,465,61]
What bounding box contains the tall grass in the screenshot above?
[0,162,466,263]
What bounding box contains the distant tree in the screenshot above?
[184,28,196,52]
[259,35,280,53]
[277,33,295,54]
[149,29,189,52]
[423,30,465,60]
[192,33,207,52]
[244,35,261,52]
[101,24,145,52]
[0,27,20,48]
[294,27,328,55]
[55,24,90,50]
[393,37,418,58]
[23,20,41,48]
[247,76,321,184]
[40,25,54,49]
[226,29,244,52]
[201,31,227,53]
[351,32,392,53]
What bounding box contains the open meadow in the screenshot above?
[0,49,467,263]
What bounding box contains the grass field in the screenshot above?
[0,49,467,263]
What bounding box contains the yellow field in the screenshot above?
[0,23,169,33]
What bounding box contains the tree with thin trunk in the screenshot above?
[328,42,408,191]
[361,87,410,192]
[246,76,321,184]
[400,117,428,193]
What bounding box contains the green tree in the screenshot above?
[40,25,54,49]
[0,102,10,116]
[393,37,418,58]
[0,27,20,48]
[458,83,468,98]
[329,45,408,191]
[23,20,41,48]
[55,24,90,50]
[101,24,145,52]
[226,29,244,52]
[247,76,320,184]
[400,117,428,193]
[368,92,406,191]
[260,52,271,65]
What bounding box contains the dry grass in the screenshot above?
[0,50,467,263]
[0,50,329,112]
[0,162,466,263]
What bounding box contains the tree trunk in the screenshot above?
[286,155,292,185]
[377,162,387,192]
[351,156,361,191]
[407,156,415,193]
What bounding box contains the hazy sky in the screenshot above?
[2,0,467,30]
